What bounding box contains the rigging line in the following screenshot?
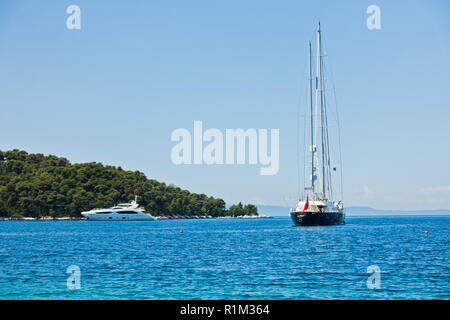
[316,23,326,199]
[304,62,311,200]
[321,56,333,200]
[320,90,326,198]
[299,82,307,201]
[323,88,333,200]
[321,29,344,202]
[296,81,299,200]
[308,41,314,199]
[297,51,309,202]
[333,79,344,202]
[302,93,307,200]
[320,60,327,199]
[320,25,334,201]
[296,79,301,201]
[321,53,333,200]
[297,26,317,202]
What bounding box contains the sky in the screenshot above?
[0,0,449,211]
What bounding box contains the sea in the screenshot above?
[0,216,448,300]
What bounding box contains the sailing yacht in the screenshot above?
[81,196,155,221]
[290,22,345,226]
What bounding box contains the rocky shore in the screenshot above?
[153,214,272,220]
[0,216,86,221]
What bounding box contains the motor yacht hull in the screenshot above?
[81,211,155,221]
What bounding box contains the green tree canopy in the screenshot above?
[0,149,258,218]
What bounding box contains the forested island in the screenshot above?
[0,150,262,219]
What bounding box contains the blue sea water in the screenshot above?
[0,216,448,300]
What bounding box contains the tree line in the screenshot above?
[0,150,258,218]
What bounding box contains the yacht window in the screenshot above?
[119,211,138,214]
[96,211,112,214]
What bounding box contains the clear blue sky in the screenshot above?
[1,0,449,210]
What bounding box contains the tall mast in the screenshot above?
[308,41,315,198]
[316,21,326,199]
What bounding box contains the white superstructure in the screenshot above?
[81,196,154,221]
[292,199,343,214]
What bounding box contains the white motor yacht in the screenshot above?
[81,196,155,221]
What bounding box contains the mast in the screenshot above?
[316,21,326,199]
[308,41,315,198]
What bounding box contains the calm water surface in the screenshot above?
[0,216,448,299]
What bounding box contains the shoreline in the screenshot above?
[0,214,272,221]
[154,214,272,220]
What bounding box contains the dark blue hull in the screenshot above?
[290,211,345,226]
